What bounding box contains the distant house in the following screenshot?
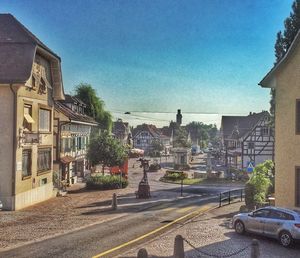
[133,124,171,154]
[112,119,131,146]
[53,95,98,186]
[220,111,274,172]
[259,30,300,209]
[0,14,65,210]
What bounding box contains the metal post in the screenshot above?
[228,190,231,204]
[241,189,243,201]
[251,239,260,258]
[181,178,183,197]
[137,248,148,258]
[112,193,117,210]
[173,235,184,258]
[219,193,222,207]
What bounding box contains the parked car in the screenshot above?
[232,206,300,247]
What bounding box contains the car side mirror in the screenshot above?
[248,212,254,217]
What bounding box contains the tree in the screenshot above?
[87,131,127,174]
[245,160,274,208]
[271,1,300,120]
[150,138,164,157]
[173,127,191,148]
[74,83,112,131]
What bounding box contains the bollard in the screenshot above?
[173,235,184,258]
[112,193,117,210]
[251,239,260,258]
[137,248,148,258]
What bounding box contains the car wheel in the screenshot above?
[234,220,245,234]
[279,231,293,247]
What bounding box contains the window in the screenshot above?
[296,100,300,134]
[38,148,51,172]
[248,142,254,149]
[253,209,270,218]
[261,127,269,136]
[296,168,300,207]
[22,149,32,178]
[39,108,51,132]
[269,210,294,221]
[137,139,141,144]
[23,104,34,131]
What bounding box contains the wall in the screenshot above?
[274,42,300,209]
[0,85,14,209]
[13,53,56,209]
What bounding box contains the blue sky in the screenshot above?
[1,0,294,125]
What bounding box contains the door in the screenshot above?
[246,209,270,234]
[263,210,294,237]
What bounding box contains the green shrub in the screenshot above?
[163,170,188,181]
[245,160,273,209]
[86,175,128,190]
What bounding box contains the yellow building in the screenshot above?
[0,14,64,210]
[260,31,300,209]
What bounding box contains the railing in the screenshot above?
[219,188,244,207]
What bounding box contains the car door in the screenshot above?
[246,209,270,234]
[263,210,294,237]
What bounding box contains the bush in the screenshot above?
[245,160,273,209]
[163,170,188,181]
[86,175,128,190]
[174,164,190,170]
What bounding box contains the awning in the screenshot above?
[60,156,76,164]
[24,113,35,123]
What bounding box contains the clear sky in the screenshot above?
[1,0,294,126]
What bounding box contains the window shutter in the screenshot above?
[296,168,300,207]
[296,100,300,133]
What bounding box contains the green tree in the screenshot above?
[87,131,127,174]
[173,127,191,148]
[151,138,164,156]
[74,83,112,131]
[271,1,300,120]
[245,160,274,208]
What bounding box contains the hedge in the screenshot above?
[86,175,128,190]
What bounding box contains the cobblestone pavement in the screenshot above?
[121,202,300,258]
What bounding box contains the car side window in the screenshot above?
[253,209,270,218]
[269,210,294,220]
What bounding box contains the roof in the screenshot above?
[221,111,269,140]
[64,94,87,107]
[55,101,98,125]
[112,119,129,135]
[259,30,300,88]
[133,124,162,138]
[0,13,61,85]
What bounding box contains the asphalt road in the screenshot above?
[0,195,220,258]
[0,155,244,258]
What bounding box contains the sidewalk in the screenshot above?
[121,202,300,258]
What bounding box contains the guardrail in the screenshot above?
[219,188,244,207]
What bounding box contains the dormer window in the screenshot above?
[38,78,47,94]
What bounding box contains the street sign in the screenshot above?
[247,161,255,172]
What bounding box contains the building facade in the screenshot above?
[0,14,65,210]
[220,111,274,171]
[260,31,300,209]
[133,124,171,154]
[112,118,131,146]
[53,95,98,187]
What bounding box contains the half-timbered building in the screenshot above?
[53,95,98,186]
[220,111,274,171]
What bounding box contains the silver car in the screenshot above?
[232,206,300,247]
